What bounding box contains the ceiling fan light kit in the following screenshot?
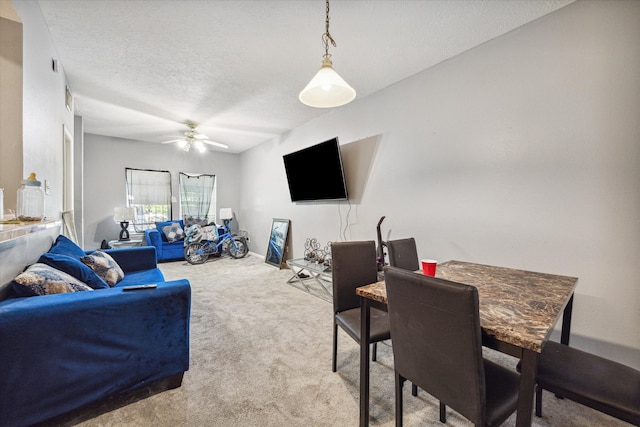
[162,122,229,153]
[299,0,356,108]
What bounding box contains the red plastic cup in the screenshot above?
[421,259,437,276]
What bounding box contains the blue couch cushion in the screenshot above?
[12,263,93,297]
[81,250,125,287]
[115,268,165,287]
[38,252,110,290]
[48,234,85,258]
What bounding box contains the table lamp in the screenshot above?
[114,207,135,241]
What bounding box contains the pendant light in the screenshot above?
[299,0,356,108]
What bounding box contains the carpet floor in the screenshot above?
[77,255,628,426]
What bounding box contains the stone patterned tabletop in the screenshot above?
[356,260,578,352]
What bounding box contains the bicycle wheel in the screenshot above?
[184,242,209,264]
[227,237,249,259]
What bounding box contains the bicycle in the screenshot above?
[184,219,249,264]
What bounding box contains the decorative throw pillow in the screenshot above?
[162,223,185,243]
[155,221,183,241]
[12,263,93,297]
[48,234,86,258]
[38,252,110,290]
[183,216,208,227]
[81,250,125,287]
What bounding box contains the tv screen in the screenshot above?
[283,137,348,202]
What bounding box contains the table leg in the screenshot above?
[311,273,333,300]
[360,297,371,427]
[560,294,574,345]
[516,349,538,427]
[286,268,311,292]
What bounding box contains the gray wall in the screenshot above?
[82,134,241,249]
[12,0,640,368]
[239,0,640,368]
[10,0,74,219]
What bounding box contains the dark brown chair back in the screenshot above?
[386,237,419,271]
[385,266,487,425]
[331,241,378,314]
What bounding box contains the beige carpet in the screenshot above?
[77,255,628,426]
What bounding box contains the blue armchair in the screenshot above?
[144,220,187,262]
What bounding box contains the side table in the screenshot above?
[286,258,332,302]
[108,238,143,249]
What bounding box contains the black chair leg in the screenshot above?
[332,322,338,372]
[395,372,404,427]
[411,383,418,396]
[372,342,378,362]
[535,384,543,417]
[439,402,446,423]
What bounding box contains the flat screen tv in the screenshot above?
[283,137,348,202]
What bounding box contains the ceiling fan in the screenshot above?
[161,122,229,153]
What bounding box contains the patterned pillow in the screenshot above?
[12,263,93,297]
[162,223,185,243]
[183,216,208,227]
[81,250,125,287]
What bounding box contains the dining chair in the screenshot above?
[533,340,640,425]
[384,266,520,426]
[386,237,419,271]
[331,240,390,372]
[386,237,422,396]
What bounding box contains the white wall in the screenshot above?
[10,0,639,368]
[83,134,241,249]
[14,0,74,219]
[240,0,640,367]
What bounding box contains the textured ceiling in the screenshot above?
[34,0,574,153]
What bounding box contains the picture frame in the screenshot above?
[265,218,290,268]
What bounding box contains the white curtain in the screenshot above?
[125,168,171,230]
[179,173,216,224]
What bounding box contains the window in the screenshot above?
[125,168,171,232]
[179,173,216,224]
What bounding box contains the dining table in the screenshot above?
[356,260,578,427]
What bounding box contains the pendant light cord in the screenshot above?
[322,0,336,59]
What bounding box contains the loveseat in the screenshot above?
[145,219,224,262]
[0,235,191,427]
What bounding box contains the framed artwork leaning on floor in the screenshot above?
[265,218,289,268]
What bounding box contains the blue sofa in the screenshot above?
[0,236,191,427]
[145,219,224,262]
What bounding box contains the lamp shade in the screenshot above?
[299,58,356,108]
[219,208,233,220]
[113,207,136,222]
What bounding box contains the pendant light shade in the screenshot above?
[299,58,356,108]
[299,0,356,108]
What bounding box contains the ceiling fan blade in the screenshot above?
[193,133,208,140]
[202,140,229,149]
[161,139,185,144]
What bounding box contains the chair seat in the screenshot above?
[335,307,391,344]
[538,341,640,425]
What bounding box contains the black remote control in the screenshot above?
[122,284,157,291]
